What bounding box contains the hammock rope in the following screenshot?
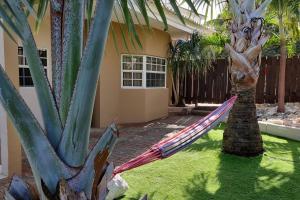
[113,96,237,175]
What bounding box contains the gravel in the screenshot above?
[256,103,300,128]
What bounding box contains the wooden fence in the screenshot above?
[183,56,300,104]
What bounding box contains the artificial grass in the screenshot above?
[121,124,300,200]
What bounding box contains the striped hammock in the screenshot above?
[113,96,237,175]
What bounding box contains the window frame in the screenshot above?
[121,54,167,89]
[18,46,48,87]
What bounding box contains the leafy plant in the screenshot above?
[269,0,300,112]
[0,0,201,199]
[169,31,216,106]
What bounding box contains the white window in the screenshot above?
[18,46,47,87]
[121,55,166,88]
[121,55,143,87]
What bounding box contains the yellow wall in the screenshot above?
[93,23,171,127]
[145,89,169,122]
[118,89,169,124]
[3,33,22,176]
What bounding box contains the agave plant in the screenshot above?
[0,0,202,199]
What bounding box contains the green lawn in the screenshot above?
[121,124,300,200]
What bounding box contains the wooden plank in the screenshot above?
[226,59,232,100]
[265,57,278,103]
[288,57,297,102]
[296,57,300,102]
[219,59,227,102]
[274,58,280,103]
[205,68,213,102]
[256,57,267,103]
[285,58,293,102]
[196,70,206,103]
[189,56,299,104]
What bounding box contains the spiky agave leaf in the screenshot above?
[0,0,62,147]
[67,125,118,199]
[59,0,85,125]
[57,0,115,167]
[6,176,38,200]
[0,65,75,195]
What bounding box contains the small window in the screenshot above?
[146,56,166,88]
[18,47,47,87]
[121,55,167,88]
[121,55,143,87]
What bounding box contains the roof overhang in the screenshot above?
[112,2,214,40]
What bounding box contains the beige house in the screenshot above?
[0,5,209,177]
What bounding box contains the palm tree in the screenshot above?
[0,0,200,199]
[168,32,215,106]
[222,0,271,156]
[184,32,215,106]
[169,39,186,106]
[269,0,300,112]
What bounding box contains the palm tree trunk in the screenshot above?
[176,67,180,105]
[222,0,271,157]
[171,70,179,105]
[178,67,185,107]
[191,67,194,100]
[223,88,264,156]
[184,66,187,98]
[277,14,286,113]
[196,69,200,107]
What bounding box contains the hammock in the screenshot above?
[113,96,237,175]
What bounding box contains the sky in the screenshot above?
[180,1,225,20]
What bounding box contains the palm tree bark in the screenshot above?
[171,70,179,105]
[277,14,286,113]
[175,67,180,105]
[223,88,263,156]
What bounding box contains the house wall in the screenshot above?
[1,30,22,176]
[93,22,171,127]
[118,89,168,124]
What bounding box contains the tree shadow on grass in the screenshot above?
[183,124,228,153]
[184,136,222,152]
[184,139,300,200]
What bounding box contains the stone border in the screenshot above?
[259,121,300,141]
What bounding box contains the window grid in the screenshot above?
[146,56,166,88]
[18,47,47,87]
[122,55,143,87]
[121,54,167,89]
